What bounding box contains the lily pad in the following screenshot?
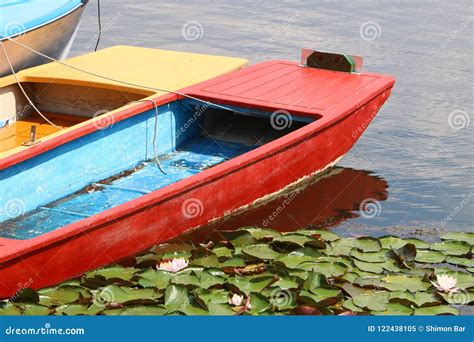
[350,249,387,263]
[371,302,413,315]
[240,227,281,240]
[274,254,315,269]
[137,269,172,289]
[413,305,459,315]
[353,260,385,274]
[242,244,281,260]
[164,284,189,312]
[38,286,91,306]
[445,256,474,268]
[303,271,327,292]
[249,292,272,314]
[403,238,430,249]
[431,241,471,256]
[298,262,348,277]
[116,305,167,316]
[331,237,381,253]
[440,232,474,245]
[297,229,340,242]
[379,235,406,249]
[353,292,389,311]
[207,302,235,315]
[97,285,161,305]
[299,287,341,305]
[382,275,430,292]
[415,250,446,263]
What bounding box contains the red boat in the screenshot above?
[0,49,394,298]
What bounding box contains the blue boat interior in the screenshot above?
[0,99,314,239]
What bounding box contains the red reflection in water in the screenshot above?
[173,167,388,244]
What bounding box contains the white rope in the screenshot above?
[4,37,247,115]
[0,40,61,129]
[127,99,167,174]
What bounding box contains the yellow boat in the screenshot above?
[0,45,248,160]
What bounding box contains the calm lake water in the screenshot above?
[71,0,473,239]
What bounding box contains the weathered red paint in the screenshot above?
[0,60,394,298]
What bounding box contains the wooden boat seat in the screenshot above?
[0,112,88,153]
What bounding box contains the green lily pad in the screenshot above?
[431,241,471,256]
[97,285,161,305]
[221,257,246,268]
[197,289,229,305]
[342,299,366,313]
[331,237,381,253]
[440,232,474,245]
[403,238,430,249]
[54,304,91,316]
[207,302,235,315]
[199,271,226,289]
[273,276,300,290]
[272,234,314,249]
[222,231,257,247]
[371,302,413,315]
[137,269,172,288]
[171,272,201,287]
[353,292,389,311]
[303,271,327,291]
[274,254,315,269]
[350,249,388,263]
[381,275,430,292]
[389,291,441,307]
[297,229,340,242]
[190,255,219,268]
[85,265,136,281]
[445,256,474,268]
[298,262,348,277]
[299,287,341,305]
[21,304,50,316]
[415,250,446,263]
[413,305,459,315]
[379,236,406,249]
[242,244,281,260]
[38,286,92,306]
[240,227,281,240]
[353,260,384,274]
[118,305,167,316]
[164,284,189,312]
[0,303,22,315]
[212,246,233,258]
[249,292,272,314]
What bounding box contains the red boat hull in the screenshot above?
[0,87,392,298]
[0,57,395,298]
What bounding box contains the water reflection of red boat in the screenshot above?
[173,167,388,243]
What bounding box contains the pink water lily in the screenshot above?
[432,274,458,293]
[158,257,189,273]
[228,293,244,306]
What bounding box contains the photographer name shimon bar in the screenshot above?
[425,325,466,333]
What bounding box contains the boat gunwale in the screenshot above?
[0,72,394,262]
[0,2,86,42]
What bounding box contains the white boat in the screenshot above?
[0,0,88,77]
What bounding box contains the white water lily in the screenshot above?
[158,257,189,273]
[228,293,244,306]
[432,274,458,293]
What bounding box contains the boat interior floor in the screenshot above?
[0,112,88,153]
[0,136,257,240]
